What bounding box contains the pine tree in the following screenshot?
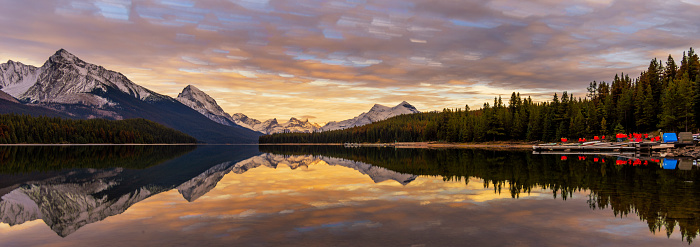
[659,76,680,131]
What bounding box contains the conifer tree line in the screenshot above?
[260,47,700,143]
[0,114,197,144]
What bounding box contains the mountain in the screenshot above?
[0,88,76,118]
[176,85,237,126]
[0,49,260,143]
[244,117,321,134]
[176,85,320,134]
[0,60,42,98]
[231,112,262,129]
[320,101,420,131]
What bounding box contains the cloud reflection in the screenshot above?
[0,152,686,246]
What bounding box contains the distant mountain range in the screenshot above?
[320,101,420,131]
[176,85,322,134]
[0,49,420,139]
[176,84,420,134]
[0,49,260,143]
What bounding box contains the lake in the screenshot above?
[0,145,698,246]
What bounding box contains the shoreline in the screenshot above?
[260,142,534,149]
[0,142,533,149]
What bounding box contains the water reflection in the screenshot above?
[0,145,258,237]
[261,145,700,244]
[0,145,698,246]
[0,145,417,238]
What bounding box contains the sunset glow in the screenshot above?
[1,0,698,122]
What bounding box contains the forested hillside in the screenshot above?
[261,48,700,143]
[0,114,197,144]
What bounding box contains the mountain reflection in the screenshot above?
[0,145,416,237]
[260,145,700,244]
[0,145,257,237]
[2,145,700,244]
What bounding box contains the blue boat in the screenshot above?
[662,133,678,143]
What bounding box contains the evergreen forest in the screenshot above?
[261,48,700,143]
[0,114,197,144]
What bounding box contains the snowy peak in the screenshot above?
[231,113,262,129]
[178,85,208,102]
[176,85,231,118]
[0,60,41,98]
[229,115,321,135]
[320,101,420,131]
[47,49,82,65]
[369,104,390,112]
[396,101,417,112]
[1,49,158,106]
[176,85,246,127]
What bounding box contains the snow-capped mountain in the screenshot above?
[231,112,262,129]
[247,117,321,134]
[284,117,322,133]
[0,49,261,143]
[7,49,159,106]
[320,101,420,131]
[176,85,321,134]
[0,60,42,98]
[176,85,237,126]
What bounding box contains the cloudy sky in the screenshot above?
[1,0,699,123]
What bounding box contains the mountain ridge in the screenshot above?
[0,49,261,143]
[176,85,321,134]
[320,101,420,131]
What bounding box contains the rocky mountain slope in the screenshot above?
[0,49,260,143]
[176,85,238,126]
[174,84,418,134]
[176,85,320,134]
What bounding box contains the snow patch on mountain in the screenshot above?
[0,60,42,97]
[320,101,420,131]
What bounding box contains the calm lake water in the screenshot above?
[0,145,699,246]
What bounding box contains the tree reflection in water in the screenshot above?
[260,145,700,244]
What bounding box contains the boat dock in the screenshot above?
[533,141,661,153]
